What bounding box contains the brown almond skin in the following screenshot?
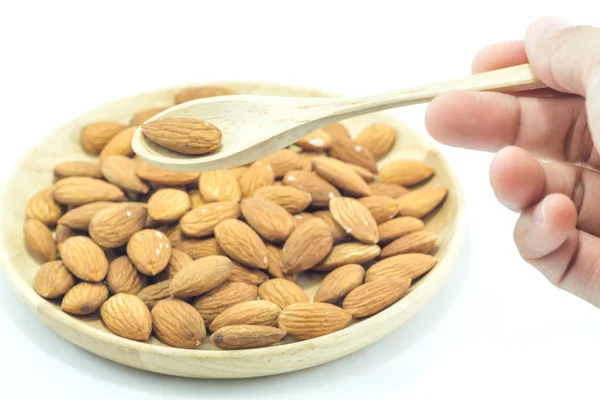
[98,126,137,162]
[106,256,147,294]
[280,218,333,274]
[170,255,232,298]
[299,152,320,171]
[380,230,437,258]
[58,201,113,230]
[312,156,371,197]
[188,189,205,209]
[88,202,148,248]
[227,166,249,180]
[52,177,126,206]
[193,282,258,323]
[368,182,409,198]
[176,236,226,259]
[55,224,78,250]
[265,243,297,282]
[396,187,448,218]
[199,170,242,203]
[358,195,399,224]
[253,185,312,214]
[294,129,333,151]
[343,278,411,318]
[328,138,378,173]
[240,198,296,243]
[214,219,268,269]
[379,160,434,186]
[366,254,437,282]
[278,302,352,340]
[378,217,425,244]
[147,188,191,223]
[130,107,168,126]
[136,161,200,185]
[211,325,286,350]
[62,282,109,315]
[100,293,152,341]
[229,262,269,285]
[209,300,281,332]
[80,121,126,154]
[355,122,397,159]
[142,117,222,155]
[293,212,316,226]
[258,278,309,309]
[154,248,194,281]
[126,229,172,276]
[330,197,379,244]
[174,86,238,104]
[180,202,241,238]
[350,164,376,182]
[34,261,76,299]
[261,149,302,178]
[313,210,350,244]
[322,122,351,141]
[282,170,340,208]
[53,161,102,179]
[238,160,275,198]
[26,188,64,226]
[100,155,149,193]
[23,219,56,262]
[314,264,365,304]
[137,279,172,309]
[314,242,381,272]
[151,298,206,349]
[59,236,108,282]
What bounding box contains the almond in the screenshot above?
[151,298,206,349]
[240,198,296,243]
[34,261,76,299]
[379,160,434,186]
[174,86,237,104]
[312,210,350,244]
[214,219,268,269]
[265,243,297,282]
[23,219,56,262]
[368,182,409,198]
[137,279,172,309]
[98,126,137,162]
[170,255,232,298]
[253,185,312,214]
[328,138,378,173]
[380,230,437,258]
[299,152,320,171]
[314,264,365,304]
[229,262,269,285]
[142,117,222,155]
[258,278,309,309]
[53,161,102,179]
[211,325,286,350]
[26,188,64,226]
[55,224,78,250]
[312,156,371,197]
[155,248,193,281]
[80,121,127,154]
[238,160,275,198]
[146,188,190,223]
[350,164,376,182]
[282,170,340,207]
[280,218,333,274]
[58,201,113,230]
[106,256,147,294]
[188,189,205,208]
[136,161,200,185]
[343,278,410,318]
[366,253,437,282]
[277,302,352,340]
[355,123,397,159]
[52,177,126,206]
[88,202,148,248]
[227,166,249,180]
[261,149,302,178]
[199,170,242,203]
[396,187,448,218]
[130,107,168,125]
[330,197,379,244]
[176,236,226,259]
[358,195,399,224]
[100,293,152,341]
[378,217,425,244]
[314,242,381,272]
[126,229,171,276]
[100,155,149,193]
[322,122,351,141]
[180,202,241,237]
[159,224,184,247]
[193,281,258,323]
[209,300,281,332]
[293,212,316,226]
[62,282,109,315]
[295,129,332,151]
[60,236,108,282]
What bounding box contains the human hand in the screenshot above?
[425,17,600,307]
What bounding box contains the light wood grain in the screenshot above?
[0,81,466,378]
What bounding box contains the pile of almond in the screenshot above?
[24,85,447,350]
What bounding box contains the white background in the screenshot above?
[1,1,600,399]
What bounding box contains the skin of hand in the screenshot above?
[425,17,600,307]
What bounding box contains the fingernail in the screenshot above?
[530,16,573,33]
[532,197,547,225]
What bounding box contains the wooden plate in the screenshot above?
[0,81,465,378]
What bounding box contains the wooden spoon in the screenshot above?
[132,63,545,172]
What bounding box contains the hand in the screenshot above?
[425,17,600,307]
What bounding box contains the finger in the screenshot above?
[425,91,588,161]
[471,41,527,74]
